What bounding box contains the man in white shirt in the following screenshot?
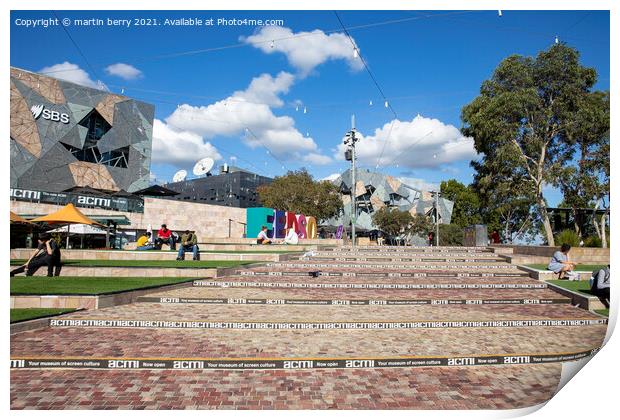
[257,226,271,245]
[282,227,299,245]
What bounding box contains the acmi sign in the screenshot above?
[77,196,111,207]
[30,104,70,124]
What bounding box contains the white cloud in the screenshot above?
[335,115,478,169]
[39,62,103,89]
[105,63,143,80]
[152,119,222,166]
[303,153,333,165]
[164,71,331,164]
[398,177,439,192]
[241,26,364,76]
[322,173,342,182]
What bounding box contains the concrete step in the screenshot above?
[143,285,571,304]
[268,262,517,270]
[327,246,493,253]
[10,265,219,278]
[10,248,297,262]
[237,268,528,278]
[52,300,603,324]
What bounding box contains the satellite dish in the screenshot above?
[172,170,187,183]
[193,157,214,176]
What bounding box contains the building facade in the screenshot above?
[326,168,454,237]
[10,66,154,193]
[164,166,273,208]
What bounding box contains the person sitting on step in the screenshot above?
[155,224,175,250]
[177,230,199,260]
[136,232,155,251]
[257,226,272,245]
[11,233,61,277]
[548,243,577,279]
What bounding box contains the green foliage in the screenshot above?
[440,179,482,228]
[410,214,433,236]
[438,224,464,246]
[371,207,414,238]
[555,229,580,247]
[257,169,342,222]
[583,236,602,248]
[461,44,607,246]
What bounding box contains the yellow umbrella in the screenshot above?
[10,211,32,224]
[30,203,105,248]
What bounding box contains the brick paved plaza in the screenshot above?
[10,246,608,410]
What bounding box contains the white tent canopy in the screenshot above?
[47,223,107,235]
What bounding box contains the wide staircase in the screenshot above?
[11,245,607,410]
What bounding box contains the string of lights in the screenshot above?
[38,10,478,76]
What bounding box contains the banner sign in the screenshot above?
[48,318,607,330]
[268,263,514,270]
[303,257,506,262]
[10,187,144,213]
[192,280,548,289]
[10,349,601,371]
[136,296,572,306]
[238,271,525,278]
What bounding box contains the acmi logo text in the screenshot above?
[10,360,26,368]
[173,361,205,369]
[282,360,314,369]
[503,356,530,364]
[77,196,111,207]
[30,104,70,124]
[345,360,375,368]
[447,358,476,366]
[108,360,140,368]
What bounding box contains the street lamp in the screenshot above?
[344,115,358,246]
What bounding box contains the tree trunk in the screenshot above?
[572,207,581,238]
[537,193,555,246]
[600,212,608,248]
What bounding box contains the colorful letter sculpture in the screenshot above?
[296,214,307,239]
[285,211,299,233]
[246,207,275,239]
[335,224,344,239]
[273,210,286,239]
[306,216,318,239]
[246,208,317,240]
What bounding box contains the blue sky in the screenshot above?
[10,10,610,205]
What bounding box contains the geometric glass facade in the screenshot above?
[10,66,154,193]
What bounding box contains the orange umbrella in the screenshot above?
[30,203,105,248]
[10,211,32,224]
[30,203,103,226]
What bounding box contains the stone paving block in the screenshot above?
[11,364,561,410]
[10,245,607,410]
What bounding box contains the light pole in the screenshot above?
[344,115,358,247]
[429,190,441,246]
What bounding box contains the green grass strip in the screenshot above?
[11,260,261,268]
[11,277,193,295]
[526,264,606,272]
[595,309,609,317]
[11,308,77,323]
[548,280,597,296]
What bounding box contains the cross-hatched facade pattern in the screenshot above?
[10,67,154,193]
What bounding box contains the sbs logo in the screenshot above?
[30,104,44,119]
[30,104,70,124]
